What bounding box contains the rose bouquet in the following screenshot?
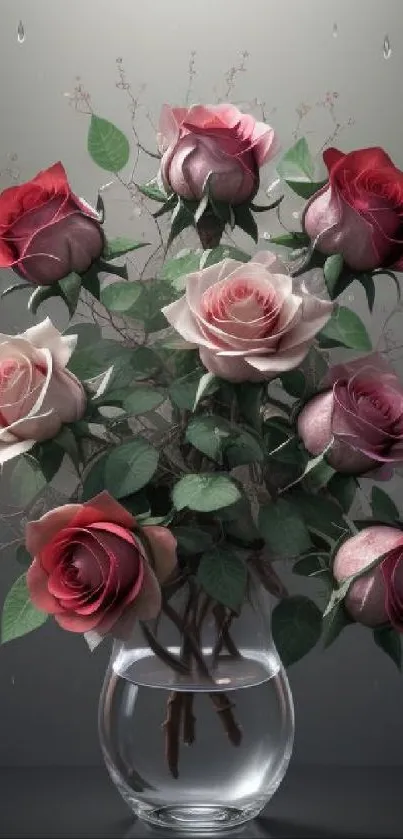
[1,101,403,822]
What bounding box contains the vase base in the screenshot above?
[138,804,259,832]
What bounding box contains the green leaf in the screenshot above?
[15,545,32,568]
[169,369,204,410]
[130,279,179,332]
[33,440,65,482]
[68,340,137,387]
[297,443,336,491]
[258,499,311,558]
[87,114,130,172]
[172,474,241,513]
[168,200,194,246]
[1,282,29,299]
[123,387,165,416]
[81,453,108,501]
[235,382,263,431]
[200,245,251,268]
[103,237,148,260]
[285,180,325,199]
[137,179,168,202]
[1,574,48,643]
[322,601,353,648]
[100,280,142,313]
[318,306,372,351]
[225,428,264,467]
[268,232,310,248]
[293,552,330,577]
[10,456,46,505]
[272,595,322,666]
[28,284,59,315]
[58,272,82,317]
[186,415,231,462]
[371,487,399,524]
[161,251,202,291]
[53,426,81,470]
[153,193,178,218]
[278,138,315,182]
[193,372,219,410]
[197,547,247,611]
[105,438,159,498]
[120,490,150,518]
[81,265,100,299]
[327,474,357,513]
[357,273,375,312]
[373,626,401,669]
[323,254,345,298]
[290,490,348,546]
[173,526,214,555]
[280,370,306,399]
[233,204,258,242]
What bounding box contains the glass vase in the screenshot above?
[98,573,294,833]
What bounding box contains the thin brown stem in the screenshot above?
[162,691,183,778]
[182,692,196,745]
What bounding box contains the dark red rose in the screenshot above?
[0,162,104,285]
[303,146,403,271]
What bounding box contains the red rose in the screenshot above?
[26,492,177,639]
[303,147,403,271]
[0,162,104,285]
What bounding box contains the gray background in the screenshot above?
[0,0,402,773]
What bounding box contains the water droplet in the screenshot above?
[383,35,392,59]
[132,206,142,218]
[348,293,355,302]
[332,22,338,38]
[261,231,271,241]
[292,210,301,220]
[17,20,25,43]
[11,675,15,686]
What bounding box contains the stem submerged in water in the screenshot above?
[151,586,243,778]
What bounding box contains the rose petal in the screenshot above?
[27,559,64,614]
[26,504,82,557]
[141,525,178,583]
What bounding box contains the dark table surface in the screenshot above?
[0,766,401,838]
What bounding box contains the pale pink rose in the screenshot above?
[159,104,278,205]
[0,318,86,464]
[298,354,403,476]
[162,251,333,382]
[333,526,403,630]
[26,491,178,639]
[302,147,403,271]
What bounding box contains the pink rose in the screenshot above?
[303,146,403,271]
[0,318,86,464]
[26,491,177,638]
[0,162,104,285]
[159,104,278,205]
[333,526,403,630]
[298,354,403,476]
[162,251,333,382]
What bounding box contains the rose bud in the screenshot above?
[333,526,403,629]
[162,250,333,383]
[0,318,86,464]
[26,491,178,640]
[158,103,278,205]
[297,354,403,477]
[303,146,403,272]
[0,162,104,285]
